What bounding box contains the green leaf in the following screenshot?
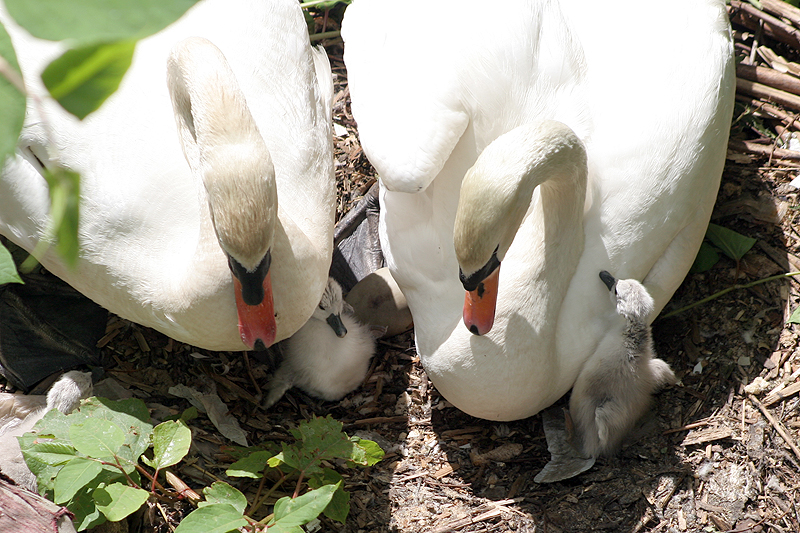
[0,20,26,169]
[308,469,350,523]
[789,305,800,324]
[53,457,102,504]
[31,407,74,441]
[226,450,272,479]
[77,397,153,460]
[0,243,23,284]
[267,525,304,533]
[351,437,384,467]
[69,486,106,531]
[70,418,126,458]
[277,416,362,475]
[41,167,80,268]
[150,420,191,470]
[19,442,76,493]
[180,406,199,422]
[705,223,756,262]
[173,504,248,533]
[93,483,149,522]
[17,410,76,492]
[19,437,77,470]
[690,241,720,274]
[5,0,200,44]
[271,482,340,528]
[199,482,247,515]
[42,41,135,119]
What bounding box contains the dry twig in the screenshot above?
[747,393,800,462]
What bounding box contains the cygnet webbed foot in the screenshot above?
[569,271,676,458]
[534,407,595,483]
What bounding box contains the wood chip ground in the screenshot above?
[6,3,800,532]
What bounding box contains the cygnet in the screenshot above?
[264,278,376,408]
[0,371,93,490]
[569,271,676,457]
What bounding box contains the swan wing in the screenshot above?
[0,0,335,350]
[343,0,470,193]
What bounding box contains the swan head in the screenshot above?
[599,271,654,323]
[313,277,348,338]
[454,121,586,336]
[168,37,278,350]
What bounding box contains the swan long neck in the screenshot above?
[167,37,278,271]
[454,120,587,276]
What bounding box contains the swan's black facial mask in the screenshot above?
[459,247,501,292]
[228,251,271,306]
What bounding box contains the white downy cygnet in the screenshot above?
[264,278,376,408]
[0,371,93,490]
[569,271,676,457]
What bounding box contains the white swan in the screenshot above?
[0,0,335,351]
[343,0,735,421]
[569,271,676,457]
[264,278,376,407]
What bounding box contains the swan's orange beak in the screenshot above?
[463,266,499,336]
[233,271,276,349]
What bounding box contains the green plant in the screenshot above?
[0,242,23,284]
[20,397,383,532]
[665,222,800,318]
[690,222,757,273]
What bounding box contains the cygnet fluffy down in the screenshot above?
[264,278,376,408]
[0,371,93,490]
[569,271,676,457]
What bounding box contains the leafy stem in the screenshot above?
[661,271,800,318]
[0,53,26,94]
[251,473,287,518]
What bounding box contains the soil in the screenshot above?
[5,4,800,533]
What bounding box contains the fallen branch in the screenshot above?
[737,78,800,112]
[747,393,800,462]
[763,381,800,407]
[344,415,408,427]
[736,94,800,133]
[761,0,800,29]
[737,63,800,97]
[432,498,523,533]
[730,0,800,49]
[729,139,800,160]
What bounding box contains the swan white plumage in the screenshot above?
[264,278,376,408]
[343,0,734,421]
[0,0,335,351]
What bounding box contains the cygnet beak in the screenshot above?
[326,313,348,338]
[599,270,616,291]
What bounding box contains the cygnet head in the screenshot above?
[599,270,653,323]
[314,277,348,338]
